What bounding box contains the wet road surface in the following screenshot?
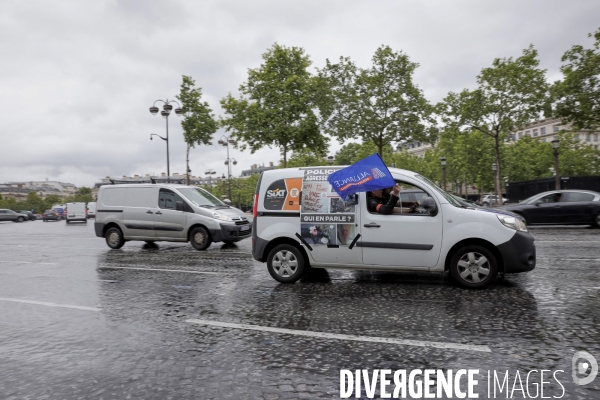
[0,219,599,399]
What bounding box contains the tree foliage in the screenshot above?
[553,28,600,130]
[177,75,218,183]
[318,46,433,155]
[220,44,327,167]
[440,46,549,203]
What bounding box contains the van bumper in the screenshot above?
[95,222,105,237]
[210,223,253,243]
[497,231,536,273]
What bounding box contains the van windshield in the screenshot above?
[178,187,225,207]
[415,175,463,208]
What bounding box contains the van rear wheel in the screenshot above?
[105,227,125,249]
[450,245,498,289]
[190,227,211,251]
[267,244,306,283]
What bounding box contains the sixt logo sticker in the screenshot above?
[266,188,286,199]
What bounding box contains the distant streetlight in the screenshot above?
[440,156,447,191]
[552,139,560,190]
[218,135,237,201]
[149,99,182,179]
[205,168,216,188]
[327,155,335,165]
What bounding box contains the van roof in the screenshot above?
[100,183,192,189]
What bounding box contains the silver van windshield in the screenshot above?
[178,187,224,207]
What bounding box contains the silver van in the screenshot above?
[94,183,251,250]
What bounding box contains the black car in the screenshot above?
[42,209,61,222]
[499,190,600,227]
[17,210,37,221]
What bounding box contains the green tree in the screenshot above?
[440,46,549,204]
[334,143,362,165]
[553,28,600,130]
[74,187,93,203]
[318,45,433,156]
[503,136,554,181]
[220,43,327,167]
[177,75,218,185]
[556,132,600,176]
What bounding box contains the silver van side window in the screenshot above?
[159,188,184,210]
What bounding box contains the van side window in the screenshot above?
[367,181,431,216]
[158,189,184,210]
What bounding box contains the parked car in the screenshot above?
[481,194,509,207]
[87,202,96,219]
[52,204,66,219]
[499,190,600,227]
[0,209,28,222]
[252,166,535,289]
[65,202,87,223]
[42,209,61,221]
[17,210,37,221]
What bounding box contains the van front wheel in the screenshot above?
[450,245,498,289]
[267,244,306,283]
[190,227,211,251]
[105,227,125,249]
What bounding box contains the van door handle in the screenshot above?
[155,211,162,215]
[146,210,153,214]
[363,223,380,228]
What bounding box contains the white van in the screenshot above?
[252,167,536,289]
[65,202,87,223]
[87,202,96,219]
[95,183,251,250]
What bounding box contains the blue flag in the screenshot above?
[327,153,395,199]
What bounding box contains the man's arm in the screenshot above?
[375,194,399,214]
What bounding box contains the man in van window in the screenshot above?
[368,184,401,214]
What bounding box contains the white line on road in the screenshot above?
[0,261,58,265]
[186,319,491,353]
[99,266,221,275]
[536,241,600,243]
[0,297,101,312]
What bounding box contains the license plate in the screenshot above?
[240,225,251,231]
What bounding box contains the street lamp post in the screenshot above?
[552,139,560,190]
[327,155,335,165]
[218,135,238,201]
[205,169,216,189]
[149,99,182,180]
[440,156,447,191]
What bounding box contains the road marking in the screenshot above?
[0,261,58,265]
[538,258,600,261]
[185,319,491,353]
[536,241,599,243]
[99,266,220,275]
[0,297,100,312]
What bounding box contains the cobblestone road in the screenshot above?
[0,220,599,399]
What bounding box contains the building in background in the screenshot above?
[0,181,77,200]
[508,117,600,148]
[240,162,276,177]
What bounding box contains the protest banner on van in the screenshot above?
[300,168,356,246]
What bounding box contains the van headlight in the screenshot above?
[496,214,527,232]
[212,212,232,222]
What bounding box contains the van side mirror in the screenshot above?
[175,201,185,211]
[421,197,438,216]
[223,199,232,205]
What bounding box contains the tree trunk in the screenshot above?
[185,144,190,186]
[282,144,287,168]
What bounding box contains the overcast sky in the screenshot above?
[2,0,599,188]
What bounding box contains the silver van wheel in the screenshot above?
[272,250,298,278]
[456,252,490,284]
[190,226,211,251]
[105,227,125,249]
[267,244,306,283]
[450,245,497,289]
